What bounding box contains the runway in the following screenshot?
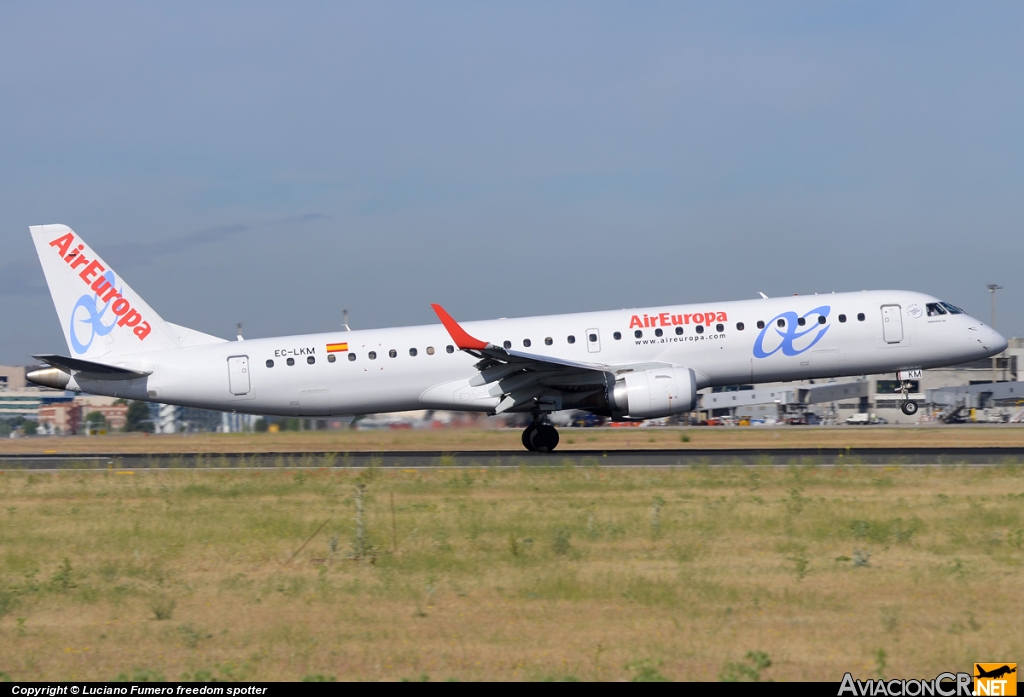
[3,446,1024,470]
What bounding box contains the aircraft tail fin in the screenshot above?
[29,224,213,359]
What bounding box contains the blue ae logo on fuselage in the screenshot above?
[753,305,831,358]
[69,270,120,354]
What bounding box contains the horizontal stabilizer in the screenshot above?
[33,354,152,380]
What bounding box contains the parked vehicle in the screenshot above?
[845,413,885,425]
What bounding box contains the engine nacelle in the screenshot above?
[610,366,697,419]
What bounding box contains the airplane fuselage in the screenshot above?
[68,290,1003,417]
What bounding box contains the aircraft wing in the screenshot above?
[33,354,152,380]
[432,304,668,413]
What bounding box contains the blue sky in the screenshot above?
[2,3,1022,364]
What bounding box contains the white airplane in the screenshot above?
[26,224,1007,451]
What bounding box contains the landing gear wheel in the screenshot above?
[901,400,919,416]
[522,424,537,451]
[528,424,560,452]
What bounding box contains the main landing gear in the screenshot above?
[897,378,919,416]
[522,414,560,452]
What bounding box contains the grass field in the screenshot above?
[3,424,1024,455]
[1,461,1022,681]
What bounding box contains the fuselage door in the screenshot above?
[227,355,251,395]
[586,328,601,353]
[881,305,904,344]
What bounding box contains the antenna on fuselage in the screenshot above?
[236,323,244,341]
[343,309,351,331]
[758,292,769,299]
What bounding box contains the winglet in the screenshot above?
[431,304,490,350]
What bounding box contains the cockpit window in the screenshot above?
[940,302,965,315]
[926,303,947,316]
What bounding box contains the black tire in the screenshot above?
[522,424,537,451]
[901,400,919,416]
[529,424,560,452]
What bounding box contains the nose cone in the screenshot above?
[987,327,1009,355]
[970,322,1008,357]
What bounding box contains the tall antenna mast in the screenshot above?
[343,309,351,331]
[236,322,244,341]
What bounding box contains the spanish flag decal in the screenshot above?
[326,342,349,353]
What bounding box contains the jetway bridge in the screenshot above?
[700,380,870,410]
[926,381,1024,408]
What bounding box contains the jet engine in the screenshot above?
[609,366,697,419]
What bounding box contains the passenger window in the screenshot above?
[369,351,377,360]
[287,357,295,366]
[696,325,704,334]
[716,323,724,332]
[635,330,643,338]
[757,320,765,329]
[589,333,598,342]
[328,355,336,363]
[307,356,315,365]
[523,339,531,347]
[817,316,826,325]
[567,335,575,344]
[857,313,865,321]
[409,348,418,356]
[503,340,511,349]
[777,318,786,328]
[266,359,274,368]
[446,345,454,353]
[426,346,435,355]
[348,353,356,361]
[389,349,397,358]
[545,337,553,346]
[675,326,683,335]
[797,317,806,326]
[654,328,663,337]
[838,314,847,323]
[613,332,621,340]
[736,322,744,331]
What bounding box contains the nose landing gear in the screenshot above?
[522,413,560,452]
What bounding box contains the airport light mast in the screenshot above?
[987,284,1002,384]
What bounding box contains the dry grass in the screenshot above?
[3,424,1024,455]
[1,463,1022,681]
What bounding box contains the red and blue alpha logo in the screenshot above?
[49,232,152,354]
[753,306,831,358]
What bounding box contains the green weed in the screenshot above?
[719,651,772,682]
[115,668,166,682]
[626,659,668,682]
[149,595,176,621]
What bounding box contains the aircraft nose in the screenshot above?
[988,327,1009,354]
[966,317,1007,356]
[971,323,1008,356]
